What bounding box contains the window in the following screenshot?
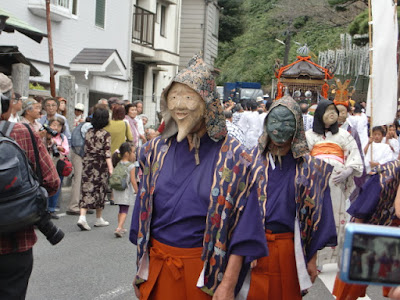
[72,0,78,15]
[160,5,166,37]
[95,0,106,28]
[213,6,219,37]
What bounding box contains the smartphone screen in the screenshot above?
[348,233,400,285]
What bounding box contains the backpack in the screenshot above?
[109,161,133,191]
[56,157,73,177]
[71,122,92,158]
[0,121,48,233]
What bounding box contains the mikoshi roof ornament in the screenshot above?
[331,78,355,107]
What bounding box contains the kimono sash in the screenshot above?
[310,142,344,164]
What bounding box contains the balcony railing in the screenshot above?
[132,6,155,47]
[50,0,70,9]
[28,0,73,21]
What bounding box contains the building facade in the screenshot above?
[2,0,133,111]
[179,0,219,70]
[1,0,220,127]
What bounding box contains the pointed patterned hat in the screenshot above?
[160,54,227,142]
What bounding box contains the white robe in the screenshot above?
[382,137,399,161]
[237,111,262,150]
[364,142,394,174]
[348,113,369,149]
[306,128,364,266]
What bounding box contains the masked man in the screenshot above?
[306,99,363,268]
[247,96,337,299]
[129,55,268,300]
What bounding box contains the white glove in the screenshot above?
[332,167,353,185]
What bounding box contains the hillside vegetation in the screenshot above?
[216,0,367,87]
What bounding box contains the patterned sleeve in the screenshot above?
[104,131,111,158]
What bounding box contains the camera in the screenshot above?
[340,223,400,287]
[51,143,60,157]
[36,211,64,245]
[40,124,58,137]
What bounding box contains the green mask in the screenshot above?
[266,106,296,145]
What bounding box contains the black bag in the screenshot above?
[0,121,48,233]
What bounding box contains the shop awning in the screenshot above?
[0,46,41,76]
[0,8,47,43]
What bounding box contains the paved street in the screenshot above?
[26,186,388,300]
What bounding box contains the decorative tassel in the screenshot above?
[192,133,201,165]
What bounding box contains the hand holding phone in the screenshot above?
[340,224,400,287]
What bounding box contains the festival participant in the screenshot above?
[299,100,313,132]
[383,124,400,161]
[237,100,262,150]
[247,96,337,300]
[306,99,363,268]
[129,55,268,300]
[364,126,394,174]
[348,103,369,149]
[333,159,400,300]
[334,98,366,202]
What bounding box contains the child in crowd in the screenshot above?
[364,126,393,174]
[46,117,70,219]
[383,124,400,161]
[111,142,138,237]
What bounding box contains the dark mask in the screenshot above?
[266,106,296,145]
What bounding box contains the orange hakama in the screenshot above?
[333,275,391,299]
[138,238,211,300]
[247,231,302,300]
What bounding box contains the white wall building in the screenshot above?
[130,0,181,126]
[1,0,133,111]
[1,0,220,127]
[179,0,219,70]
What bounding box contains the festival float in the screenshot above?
[274,46,335,103]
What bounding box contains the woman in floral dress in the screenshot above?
[77,106,113,231]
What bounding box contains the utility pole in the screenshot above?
[46,0,56,97]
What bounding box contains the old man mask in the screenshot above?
[166,82,206,142]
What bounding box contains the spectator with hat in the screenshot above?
[20,97,42,132]
[74,103,85,128]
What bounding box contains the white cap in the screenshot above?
[75,103,85,111]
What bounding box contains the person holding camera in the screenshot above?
[46,117,70,219]
[39,97,71,143]
[0,73,60,299]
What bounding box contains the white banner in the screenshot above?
[366,0,398,127]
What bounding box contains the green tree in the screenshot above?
[218,0,244,43]
[215,0,365,87]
